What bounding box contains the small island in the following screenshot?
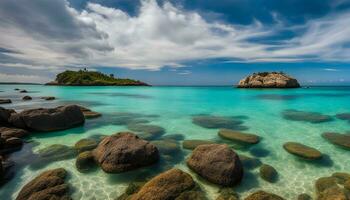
[46,70,149,86]
[237,72,300,88]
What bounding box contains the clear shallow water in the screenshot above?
[0,85,350,199]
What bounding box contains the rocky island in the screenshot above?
[237,72,300,88]
[46,70,149,86]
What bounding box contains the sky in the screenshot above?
[0,0,350,85]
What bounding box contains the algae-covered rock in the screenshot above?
[74,138,98,153]
[244,190,285,200]
[76,151,95,172]
[322,132,350,150]
[216,188,239,200]
[218,129,260,144]
[283,142,322,160]
[259,164,278,183]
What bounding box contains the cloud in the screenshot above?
[0,73,50,83]
[0,0,350,76]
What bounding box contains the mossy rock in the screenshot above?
[259,164,278,183]
[216,188,239,200]
[74,138,98,153]
[322,132,350,150]
[218,129,259,144]
[344,179,350,190]
[297,193,311,200]
[244,190,285,200]
[182,140,215,150]
[332,172,350,184]
[315,177,338,194]
[283,142,322,160]
[75,151,96,172]
[151,140,180,155]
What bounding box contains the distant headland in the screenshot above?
[46,70,149,86]
[237,72,300,88]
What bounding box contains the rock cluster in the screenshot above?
[237,72,300,88]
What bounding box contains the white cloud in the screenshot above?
[0,0,350,74]
[323,68,340,71]
[0,73,50,83]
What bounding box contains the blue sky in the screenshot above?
[0,0,350,85]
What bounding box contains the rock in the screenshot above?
[0,127,29,139]
[0,99,11,104]
[322,132,350,150]
[116,182,145,200]
[186,144,243,186]
[0,107,15,125]
[182,140,215,150]
[75,151,95,172]
[237,72,300,88]
[283,142,322,160]
[218,129,260,144]
[335,113,350,122]
[22,96,32,101]
[317,186,348,200]
[151,140,180,155]
[19,90,27,93]
[74,138,98,153]
[192,115,247,130]
[14,88,20,91]
[5,137,23,148]
[216,188,239,200]
[239,154,262,169]
[344,180,350,190]
[259,164,278,183]
[40,96,55,100]
[315,177,338,194]
[244,191,285,200]
[130,168,195,200]
[176,190,207,200]
[36,144,77,162]
[92,132,159,173]
[127,124,165,139]
[9,105,85,132]
[83,111,102,119]
[297,194,311,200]
[332,172,350,184]
[16,168,70,200]
[282,109,332,123]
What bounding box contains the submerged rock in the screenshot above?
[36,144,77,162]
[130,168,195,200]
[0,99,11,104]
[218,129,260,144]
[186,144,243,186]
[332,172,350,184]
[19,90,27,93]
[192,115,247,130]
[74,138,98,153]
[9,105,85,132]
[282,109,332,123]
[315,177,338,194]
[216,188,239,200]
[297,194,311,200]
[259,164,278,183]
[22,96,32,101]
[315,176,349,200]
[239,154,262,169]
[283,142,322,160]
[40,96,55,100]
[92,132,159,173]
[76,151,95,172]
[127,124,165,139]
[244,191,285,200]
[322,132,350,150]
[151,139,180,155]
[0,127,29,139]
[335,113,350,122]
[182,140,215,150]
[237,72,300,88]
[16,168,70,200]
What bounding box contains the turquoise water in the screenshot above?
[0,85,350,199]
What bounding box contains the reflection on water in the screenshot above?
[0,85,350,199]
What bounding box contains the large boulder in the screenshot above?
[0,127,29,139]
[186,144,243,186]
[9,105,85,132]
[92,132,159,173]
[218,129,260,144]
[129,168,195,200]
[16,168,70,200]
[0,107,15,126]
[283,142,322,160]
[237,72,300,88]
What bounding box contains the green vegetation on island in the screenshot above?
[46,70,149,86]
